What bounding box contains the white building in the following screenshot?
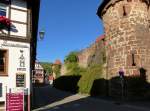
[0,0,40,110]
[34,61,45,84]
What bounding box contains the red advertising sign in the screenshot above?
[6,92,24,111]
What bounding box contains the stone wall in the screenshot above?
[60,36,105,75]
[78,35,105,68]
[101,0,150,81]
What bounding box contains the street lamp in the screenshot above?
[39,29,45,40]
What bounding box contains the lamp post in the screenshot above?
[39,29,45,40]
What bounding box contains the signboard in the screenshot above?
[17,50,26,71]
[16,74,25,87]
[0,83,2,97]
[6,92,24,111]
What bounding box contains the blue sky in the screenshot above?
[37,0,104,63]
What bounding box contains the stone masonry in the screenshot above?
[98,0,150,82]
[78,35,105,68]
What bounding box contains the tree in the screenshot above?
[53,64,61,78]
[40,62,53,75]
[64,51,78,63]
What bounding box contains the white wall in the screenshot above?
[0,40,30,102]
[11,9,27,23]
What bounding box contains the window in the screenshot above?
[0,3,6,16]
[132,53,136,66]
[0,50,8,75]
[123,6,127,16]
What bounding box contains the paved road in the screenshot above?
[32,85,150,111]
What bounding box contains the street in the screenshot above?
[32,85,150,111]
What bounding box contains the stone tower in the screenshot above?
[97,0,150,81]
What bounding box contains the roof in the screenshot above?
[95,35,105,43]
[54,59,62,65]
[97,0,150,18]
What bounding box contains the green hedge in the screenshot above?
[53,75,81,93]
[78,65,103,94]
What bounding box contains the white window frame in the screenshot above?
[0,3,8,17]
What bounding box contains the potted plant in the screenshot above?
[0,16,11,30]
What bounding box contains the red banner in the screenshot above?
[6,92,24,111]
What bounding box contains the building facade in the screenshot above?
[0,0,40,109]
[34,61,45,84]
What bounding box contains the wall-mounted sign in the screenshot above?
[17,68,26,71]
[19,50,25,67]
[17,50,26,71]
[16,73,25,87]
[1,40,29,48]
[6,92,24,111]
[0,83,2,97]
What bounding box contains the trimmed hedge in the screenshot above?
[53,75,81,93]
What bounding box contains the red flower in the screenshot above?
[0,16,11,30]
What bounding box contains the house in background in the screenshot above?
[34,61,45,84]
[0,0,40,110]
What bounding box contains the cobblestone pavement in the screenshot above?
[32,85,150,111]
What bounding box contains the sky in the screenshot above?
[37,0,104,63]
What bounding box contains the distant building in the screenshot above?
[34,61,45,84]
[52,59,62,79]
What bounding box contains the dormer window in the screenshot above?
[0,3,6,16]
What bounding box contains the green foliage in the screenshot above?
[54,50,105,95]
[65,62,86,76]
[40,62,53,75]
[78,64,103,94]
[54,64,104,95]
[64,51,78,63]
[53,64,61,78]
[53,75,81,93]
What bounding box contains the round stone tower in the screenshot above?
[97,0,150,81]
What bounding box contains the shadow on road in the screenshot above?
[32,74,150,110]
[33,95,150,111]
[32,75,81,110]
[32,85,74,109]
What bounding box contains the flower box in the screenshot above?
[0,16,11,30]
